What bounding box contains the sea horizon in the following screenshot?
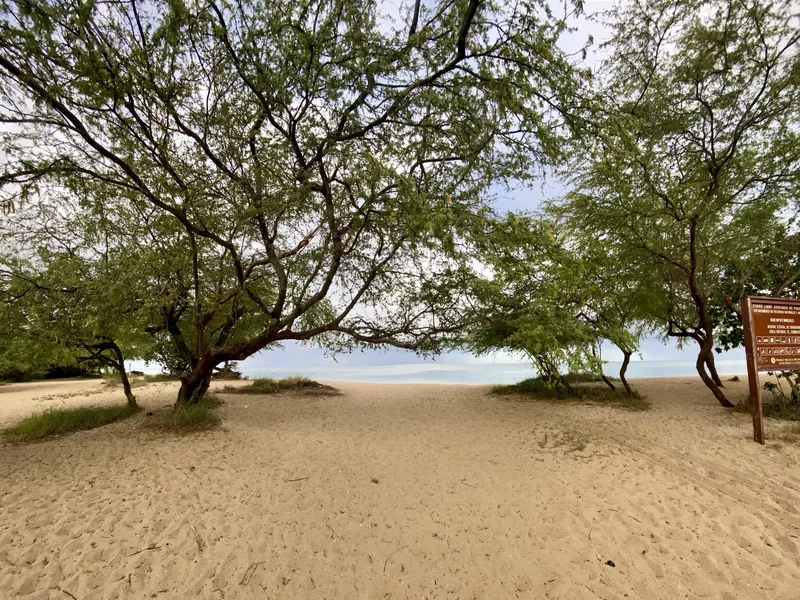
[238,358,747,385]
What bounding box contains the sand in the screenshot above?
[1,376,799,599]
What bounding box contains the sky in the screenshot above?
[231,1,747,376]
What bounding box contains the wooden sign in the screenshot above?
[741,296,800,444]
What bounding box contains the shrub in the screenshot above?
[563,372,618,383]
[223,376,338,396]
[492,377,648,411]
[4,404,139,442]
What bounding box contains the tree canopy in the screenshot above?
[0,0,586,403]
[558,0,800,406]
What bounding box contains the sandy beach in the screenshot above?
[1,376,799,599]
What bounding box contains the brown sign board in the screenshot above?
[749,299,800,370]
[741,296,800,445]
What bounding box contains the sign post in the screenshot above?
[741,296,800,445]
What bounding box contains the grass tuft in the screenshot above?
[143,394,222,433]
[3,404,139,443]
[142,373,181,383]
[492,377,649,411]
[222,376,339,396]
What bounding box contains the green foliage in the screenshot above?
[465,212,646,386]
[3,405,139,442]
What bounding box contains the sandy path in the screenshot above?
[1,377,799,599]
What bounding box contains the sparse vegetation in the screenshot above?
[143,394,222,433]
[734,397,800,422]
[3,405,139,442]
[104,373,181,388]
[492,377,649,411]
[774,423,800,444]
[563,372,619,384]
[222,377,339,396]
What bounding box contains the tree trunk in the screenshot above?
[119,368,137,408]
[687,220,732,408]
[619,351,634,395]
[592,344,615,390]
[600,373,616,391]
[109,342,137,408]
[558,374,576,395]
[705,352,724,387]
[176,365,214,405]
[695,344,733,407]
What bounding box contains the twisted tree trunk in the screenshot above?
[176,365,214,406]
[705,352,723,387]
[619,350,634,395]
[110,343,138,408]
[687,222,733,408]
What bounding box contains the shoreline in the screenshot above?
[1,371,748,389]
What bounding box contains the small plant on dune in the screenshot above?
[492,377,649,411]
[143,394,222,433]
[563,372,619,384]
[248,377,280,393]
[143,373,181,383]
[3,405,139,442]
[222,377,338,396]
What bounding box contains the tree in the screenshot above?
[0,0,585,404]
[0,198,177,406]
[563,0,800,407]
[465,213,644,394]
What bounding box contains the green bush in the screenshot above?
[492,377,648,411]
[563,372,618,384]
[4,405,139,442]
[224,376,329,395]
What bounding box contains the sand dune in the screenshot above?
[1,376,799,599]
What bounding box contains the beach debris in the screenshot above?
[286,476,309,482]
[728,376,740,382]
[240,561,266,586]
[384,545,409,574]
[371,478,379,484]
[127,544,160,557]
[605,560,616,567]
[189,523,204,553]
[57,588,78,600]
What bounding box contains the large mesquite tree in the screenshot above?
[0,0,584,403]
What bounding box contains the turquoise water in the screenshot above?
[242,359,747,385]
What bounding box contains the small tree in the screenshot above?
[0,193,183,405]
[466,213,642,393]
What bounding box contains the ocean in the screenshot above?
[241,359,748,385]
